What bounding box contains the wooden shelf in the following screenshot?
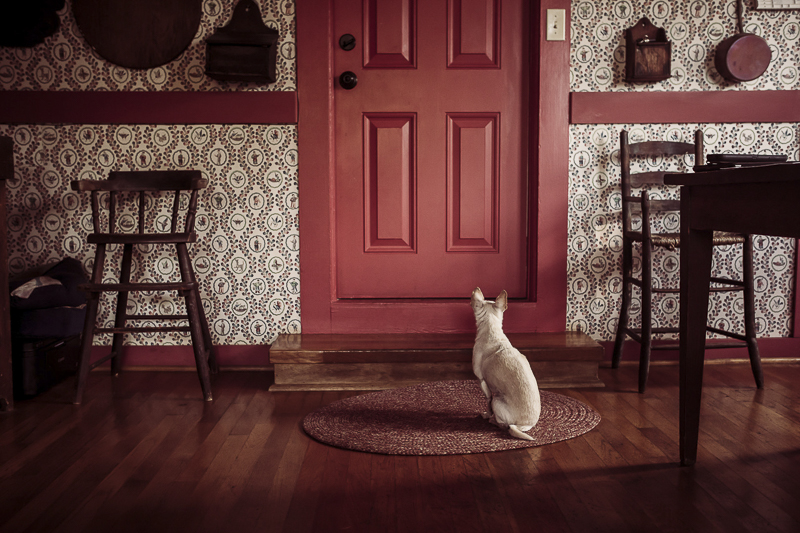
[570,90,800,125]
[0,90,298,125]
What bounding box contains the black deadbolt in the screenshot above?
[339,71,358,90]
[339,33,356,51]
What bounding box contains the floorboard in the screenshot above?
[1,364,800,532]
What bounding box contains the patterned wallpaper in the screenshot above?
[0,124,300,346]
[568,124,798,340]
[0,0,296,91]
[568,0,800,342]
[571,0,800,92]
[0,0,298,347]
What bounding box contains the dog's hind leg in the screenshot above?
[479,379,491,399]
[481,395,493,419]
[479,379,494,418]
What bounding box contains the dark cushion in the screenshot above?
[16,306,86,338]
[10,258,88,310]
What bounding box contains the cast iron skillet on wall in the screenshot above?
[72,0,202,69]
[714,0,771,82]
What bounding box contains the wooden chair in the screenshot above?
[72,170,217,404]
[611,130,763,393]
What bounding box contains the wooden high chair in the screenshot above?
[71,170,217,404]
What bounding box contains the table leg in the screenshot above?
[679,194,713,466]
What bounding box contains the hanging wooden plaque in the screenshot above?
[625,17,671,83]
[205,0,279,83]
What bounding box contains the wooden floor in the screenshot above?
[2,363,800,533]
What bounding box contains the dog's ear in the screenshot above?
[494,290,508,311]
[471,287,484,303]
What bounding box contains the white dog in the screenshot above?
[471,288,541,440]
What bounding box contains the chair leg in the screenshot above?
[74,295,100,405]
[180,246,217,374]
[639,243,653,393]
[109,243,134,376]
[612,239,633,369]
[177,243,213,401]
[185,290,213,401]
[195,288,218,374]
[743,236,764,388]
[74,244,106,405]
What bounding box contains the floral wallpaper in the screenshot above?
[571,0,800,92]
[567,123,798,340]
[0,123,300,346]
[0,0,296,91]
[0,0,298,348]
[568,0,800,342]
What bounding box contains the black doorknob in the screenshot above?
[339,71,358,90]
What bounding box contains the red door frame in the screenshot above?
[297,0,570,334]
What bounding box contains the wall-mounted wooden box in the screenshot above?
[205,0,279,83]
[625,17,671,83]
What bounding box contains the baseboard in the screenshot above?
[99,365,274,372]
[601,337,800,363]
[88,337,800,373]
[609,357,800,368]
[88,344,270,368]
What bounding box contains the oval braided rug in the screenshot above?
[302,380,600,455]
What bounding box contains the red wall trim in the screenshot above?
[570,90,800,124]
[531,0,570,325]
[91,337,800,368]
[90,344,270,367]
[298,0,570,334]
[297,0,336,333]
[0,91,298,124]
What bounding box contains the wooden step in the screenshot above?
[269,332,605,391]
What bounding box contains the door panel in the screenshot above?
[363,0,416,67]
[335,0,528,299]
[447,112,499,252]
[364,113,416,252]
[447,0,499,67]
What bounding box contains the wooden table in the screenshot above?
[665,162,800,466]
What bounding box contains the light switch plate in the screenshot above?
[546,9,566,41]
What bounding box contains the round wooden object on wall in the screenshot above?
[714,33,771,83]
[73,0,202,69]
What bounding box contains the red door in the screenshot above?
[335,0,529,298]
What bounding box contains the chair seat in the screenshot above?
[627,231,745,250]
[88,233,196,245]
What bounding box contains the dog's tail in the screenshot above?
[508,425,534,441]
